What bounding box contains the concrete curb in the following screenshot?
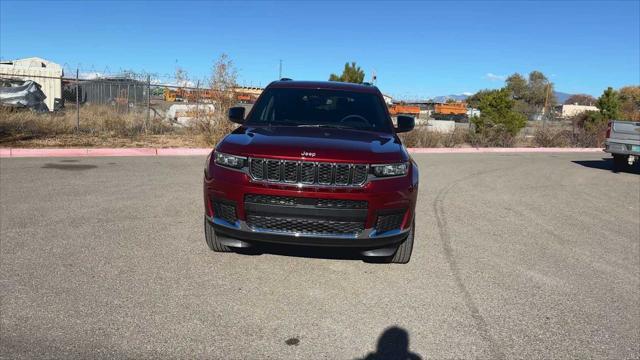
[0,147,604,158]
[407,147,603,154]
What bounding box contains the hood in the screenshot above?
[216,126,409,163]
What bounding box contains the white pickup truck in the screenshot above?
[604,120,640,170]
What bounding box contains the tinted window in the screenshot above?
[246,88,392,132]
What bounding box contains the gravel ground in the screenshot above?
[1,153,638,359]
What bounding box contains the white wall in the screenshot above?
[425,119,456,133]
[561,104,598,118]
[0,57,63,111]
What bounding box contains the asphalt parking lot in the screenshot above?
[1,153,638,359]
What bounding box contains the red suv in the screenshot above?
[203,80,419,263]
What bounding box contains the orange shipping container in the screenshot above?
[434,103,467,115]
[388,104,420,116]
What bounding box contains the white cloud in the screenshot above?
[484,73,506,82]
[462,92,473,96]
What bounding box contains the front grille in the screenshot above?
[283,161,297,182]
[315,198,367,209]
[300,162,315,184]
[245,194,367,209]
[249,158,264,179]
[212,200,237,224]
[375,212,404,234]
[266,160,280,181]
[317,163,332,184]
[247,215,364,235]
[245,194,297,206]
[248,158,368,187]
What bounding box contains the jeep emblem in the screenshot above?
[301,151,316,157]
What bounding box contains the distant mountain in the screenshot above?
[430,94,469,102]
[553,91,573,104]
[426,91,575,104]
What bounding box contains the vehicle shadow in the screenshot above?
[572,158,640,174]
[356,326,422,360]
[234,242,368,261]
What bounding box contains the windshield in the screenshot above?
[245,88,393,132]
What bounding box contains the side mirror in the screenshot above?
[228,106,245,124]
[395,115,415,133]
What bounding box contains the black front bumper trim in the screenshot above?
[209,219,408,248]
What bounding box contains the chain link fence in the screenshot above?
[0,69,260,146]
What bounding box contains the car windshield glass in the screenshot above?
[245,88,393,132]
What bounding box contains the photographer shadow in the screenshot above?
[357,326,422,360]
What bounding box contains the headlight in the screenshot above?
[214,152,246,169]
[371,162,409,177]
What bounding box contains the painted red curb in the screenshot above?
[87,148,157,157]
[407,147,603,154]
[0,147,603,158]
[10,148,89,157]
[156,148,211,156]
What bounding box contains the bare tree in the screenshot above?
[192,53,239,142]
[175,66,190,87]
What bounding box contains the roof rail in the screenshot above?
[280,77,292,81]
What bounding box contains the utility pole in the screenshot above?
[279,59,282,79]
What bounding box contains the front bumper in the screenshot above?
[203,159,419,249]
[207,216,410,248]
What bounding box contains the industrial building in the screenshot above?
[0,57,63,111]
[555,104,599,118]
[62,76,148,106]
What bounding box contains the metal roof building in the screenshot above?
[0,57,63,111]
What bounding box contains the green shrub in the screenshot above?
[470,88,527,147]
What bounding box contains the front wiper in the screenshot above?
[297,124,351,129]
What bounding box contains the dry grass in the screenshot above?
[533,127,572,147]
[0,105,234,148]
[1,107,603,149]
[400,126,469,148]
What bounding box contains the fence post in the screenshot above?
[196,80,200,123]
[146,75,150,133]
[75,68,80,131]
[127,83,130,113]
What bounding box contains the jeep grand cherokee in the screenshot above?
[203,80,419,263]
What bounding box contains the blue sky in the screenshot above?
[1,1,638,98]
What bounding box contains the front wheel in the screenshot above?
[204,218,232,252]
[388,218,414,264]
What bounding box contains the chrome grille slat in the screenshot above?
[249,158,264,180]
[248,157,368,187]
[283,161,298,183]
[300,162,315,184]
[266,160,281,181]
[335,164,350,185]
[317,163,333,185]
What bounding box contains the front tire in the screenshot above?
[204,218,232,252]
[389,218,414,264]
